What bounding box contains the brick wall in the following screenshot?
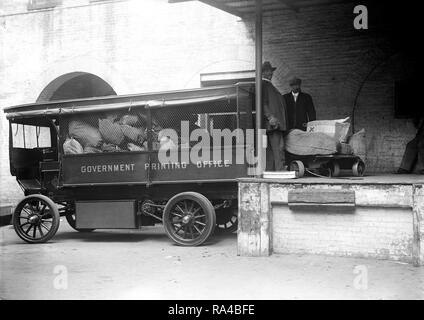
[238,181,422,264]
[273,207,413,262]
[244,1,418,173]
[270,182,416,263]
[0,0,255,206]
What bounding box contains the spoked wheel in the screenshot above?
[163,192,216,246]
[13,195,60,243]
[289,160,305,178]
[215,207,238,234]
[352,160,365,176]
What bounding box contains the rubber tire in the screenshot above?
[326,161,340,177]
[163,192,216,246]
[65,214,95,233]
[352,160,365,177]
[290,160,305,178]
[215,207,238,234]
[13,194,60,244]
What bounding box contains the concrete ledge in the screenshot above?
[0,205,13,227]
[238,179,424,266]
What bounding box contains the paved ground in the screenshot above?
[1,221,423,300]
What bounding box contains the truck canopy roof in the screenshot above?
[4,83,254,120]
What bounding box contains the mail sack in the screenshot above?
[68,120,102,147]
[99,118,125,145]
[285,129,339,155]
[63,137,84,155]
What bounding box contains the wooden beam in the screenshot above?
[288,189,356,205]
[255,0,263,177]
[168,0,195,3]
[198,0,244,18]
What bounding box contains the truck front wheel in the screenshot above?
[13,194,60,243]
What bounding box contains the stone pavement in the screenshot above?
[0,222,423,300]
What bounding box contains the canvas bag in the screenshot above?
[285,129,340,155]
[99,118,125,145]
[121,124,146,144]
[348,128,366,159]
[68,120,102,147]
[63,137,84,155]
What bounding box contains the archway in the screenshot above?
[37,72,117,102]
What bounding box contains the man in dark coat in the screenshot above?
[397,117,424,174]
[261,61,288,171]
[283,77,316,131]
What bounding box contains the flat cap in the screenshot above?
[289,77,302,85]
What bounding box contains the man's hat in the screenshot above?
[262,61,277,72]
[289,77,302,86]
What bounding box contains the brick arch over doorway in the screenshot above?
[37,72,117,102]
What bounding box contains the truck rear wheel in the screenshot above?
[13,195,60,243]
[215,207,238,234]
[163,192,216,246]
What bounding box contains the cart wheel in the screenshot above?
[163,192,216,246]
[215,207,238,234]
[289,160,305,178]
[322,167,333,177]
[65,213,95,233]
[326,161,340,177]
[352,160,365,177]
[12,195,60,243]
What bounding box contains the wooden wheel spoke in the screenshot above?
[22,207,33,216]
[194,214,205,219]
[171,211,183,218]
[174,224,184,233]
[30,203,39,214]
[41,223,50,231]
[25,225,33,235]
[19,222,31,228]
[188,201,194,213]
[32,226,37,238]
[40,210,50,217]
[175,204,185,214]
[192,207,202,216]
[194,220,206,226]
[38,225,44,237]
[189,226,194,239]
[193,224,203,235]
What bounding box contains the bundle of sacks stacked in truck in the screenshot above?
[284,117,366,158]
[63,113,157,155]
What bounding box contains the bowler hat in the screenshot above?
[289,77,302,86]
[262,61,277,72]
